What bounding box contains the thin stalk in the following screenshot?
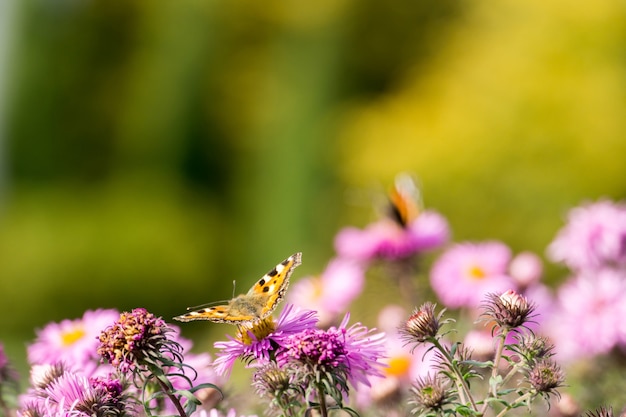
[500,361,524,387]
[480,328,509,416]
[316,383,328,417]
[430,338,478,413]
[155,376,188,417]
[493,391,533,417]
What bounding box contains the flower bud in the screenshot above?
[409,374,450,414]
[528,359,564,398]
[399,303,442,350]
[481,290,535,330]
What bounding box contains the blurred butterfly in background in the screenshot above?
[173,252,302,324]
[387,172,423,227]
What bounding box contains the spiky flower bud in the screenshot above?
[30,363,68,390]
[528,359,564,398]
[585,407,614,417]
[253,362,303,416]
[481,290,535,331]
[399,302,444,351]
[409,374,451,415]
[510,334,555,368]
[253,362,293,398]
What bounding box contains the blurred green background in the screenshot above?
[1,0,625,384]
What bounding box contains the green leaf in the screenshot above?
[462,360,493,368]
[454,404,477,417]
[489,375,503,391]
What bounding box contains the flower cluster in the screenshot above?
[214,305,386,416]
[397,297,564,417]
[12,308,225,417]
[545,200,626,362]
[4,178,626,416]
[288,173,450,325]
[20,365,130,417]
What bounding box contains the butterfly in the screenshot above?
[173,252,302,324]
[387,173,423,227]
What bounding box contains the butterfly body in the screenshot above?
[174,252,302,324]
[388,173,422,227]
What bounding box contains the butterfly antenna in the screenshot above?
[186,300,228,311]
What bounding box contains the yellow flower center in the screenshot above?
[468,265,486,280]
[312,278,323,299]
[61,326,86,346]
[238,317,277,345]
[385,355,411,377]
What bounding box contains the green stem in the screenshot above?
[155,375,188,417]
[480,328,509,416]
[316,384,328,417]
[431,338,478,413]
[500,361,523,387]
[493,391,534,417]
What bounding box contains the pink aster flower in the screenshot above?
[509,251,543,289]
[27,309,119,376]
[430,241,517,308]
[334,210,450,261]
[546,268,626,362]
[213,304,318,376]
[355,337,438,409]
[288,257,365,326]
[276,313,386,391]
[20,369,129,417]
[547,199,626,271]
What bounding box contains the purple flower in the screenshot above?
[97,308,177,374]
[213,304,318,376]
[27,309,119,376]
[276,313,386,390]
[546,268,626,361]
[334,210,450,261]
[287,257,365,326]
[547,199,626,271]
[430,241,517,308]
[21,369,129,417]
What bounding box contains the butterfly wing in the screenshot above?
[388,173,422,227]
[173,252,302,324]
[172,303,247,323]
[247,252,302,320]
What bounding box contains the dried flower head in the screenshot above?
[409,374,452,415]
[528,359,565,399]
[97,308,180,374]
[481,290,535,331]
[399,302,447,351]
